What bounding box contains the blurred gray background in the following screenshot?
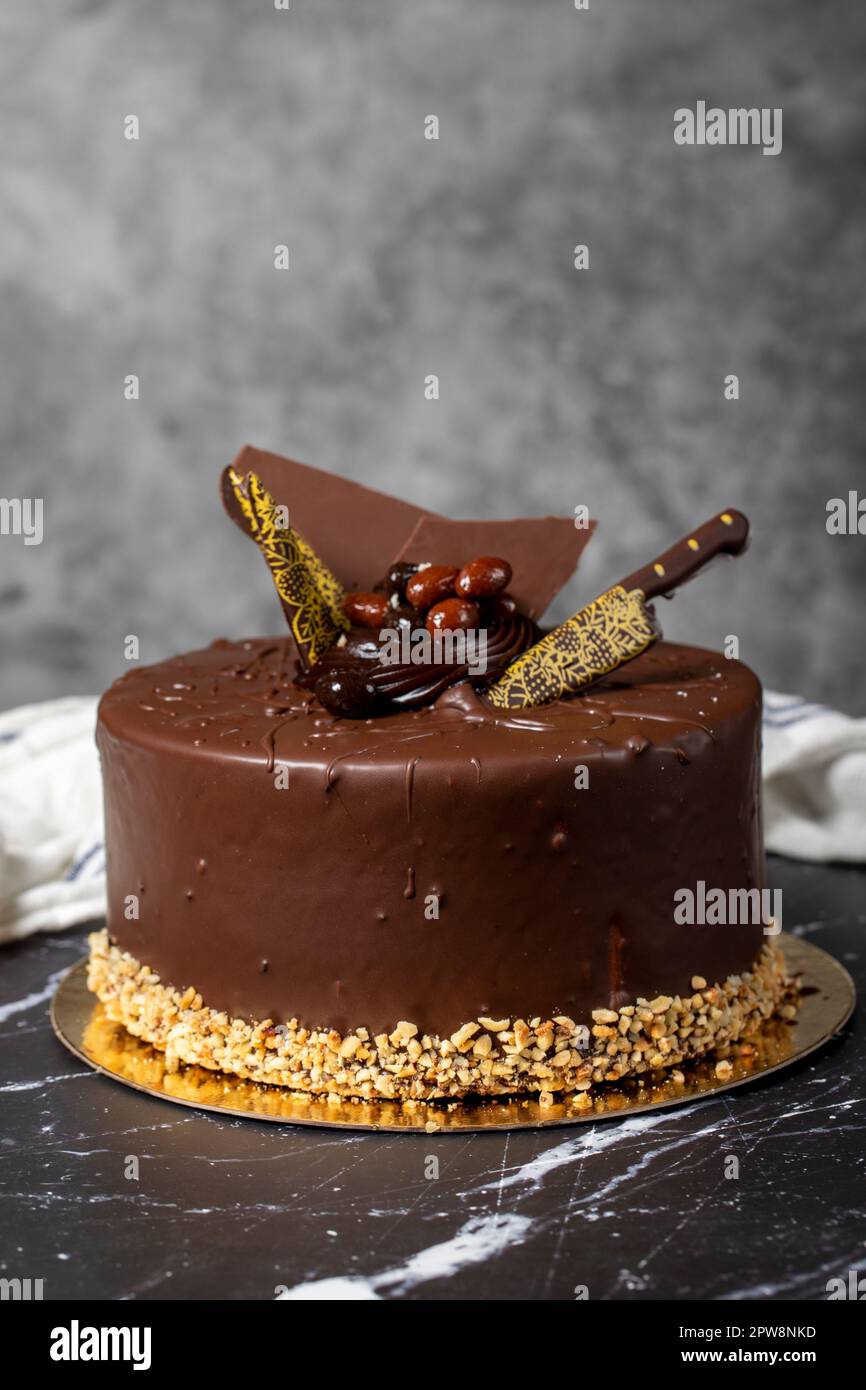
[1,0,864,711]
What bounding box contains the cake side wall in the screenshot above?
[97,657,767,1037]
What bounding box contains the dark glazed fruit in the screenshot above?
[313,667,378,718]
[489,591,517,619]
[385,562,420,600]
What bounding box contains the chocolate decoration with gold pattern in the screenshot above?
[486,586,658,711]
[487,510,750,710]
[224,469,348,667]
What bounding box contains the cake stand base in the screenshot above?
[50,934,855,1133]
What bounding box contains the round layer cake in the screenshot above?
[88,636,788,1102]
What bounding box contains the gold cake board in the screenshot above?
[51,935,854,1133]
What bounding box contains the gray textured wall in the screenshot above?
[2,0,864,711]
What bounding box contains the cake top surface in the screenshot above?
[99,637,760,774]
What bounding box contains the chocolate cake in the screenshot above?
[87,449,790,1107]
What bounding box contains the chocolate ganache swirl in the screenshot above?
[300,612,539,712]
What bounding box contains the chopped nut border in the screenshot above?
[87,929,792,1103]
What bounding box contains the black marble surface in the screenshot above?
[0,857,862,1302]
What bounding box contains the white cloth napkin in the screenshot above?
[762,691,866,863]
[0,697,104,943]
[0,690,863,945]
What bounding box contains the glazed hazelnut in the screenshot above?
[342,592,390,628]
[425,597,480,635]
[455,556,512,599]
[405,565,459,610]
[489,591,518,619]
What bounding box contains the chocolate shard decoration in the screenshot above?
[222,445,597,619]
[487,509,750,710]
[396,515,597,622]
[486,587,657,710]
[222,445,438,593]
[225,469,348,668]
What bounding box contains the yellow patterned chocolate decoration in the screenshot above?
[486,585,657,710]
[227,469,348,667]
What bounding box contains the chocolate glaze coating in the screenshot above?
[98,638,765,1035]
[301,612,539,710]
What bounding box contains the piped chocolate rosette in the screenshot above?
[299,557,540,716]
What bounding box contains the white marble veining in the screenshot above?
[277,1214,531,1300]
[1,865,863,1301]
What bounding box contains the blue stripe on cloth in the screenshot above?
[64,843,105,882]
[763,706,827,729]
